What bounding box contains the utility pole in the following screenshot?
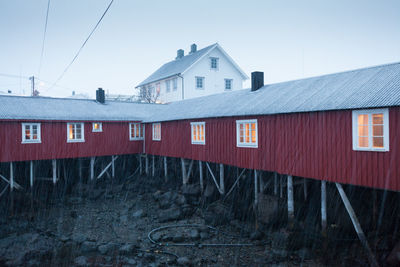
[29,76,35,96]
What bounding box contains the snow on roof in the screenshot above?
[144,62,400,122]
[0,95,166,122]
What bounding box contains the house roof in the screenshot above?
[136,43,248,87]
[144,62,400,122]
[0,95,165,122]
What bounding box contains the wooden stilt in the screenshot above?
[186,160,194,182]
[303,179,308,200]
[181,158,187,185]
[90,157,95,180]
[164,157,167,179]
[145,155,149,175]
[274,172,278,196]
[111,156,115,178]
[9,162,14,191]
[259,172,264,193]
[52,159,57,184]
[139,155,142,174]
[219,163,225,195]
[199,161,203,193]
[97,156,119,179]
[152,155,155,177]
[321,180,327,234]
[335,183,379,267]
[254,170,258,206]
[287,175,294,225]
[205,162,224,195]
[30,161,34,188]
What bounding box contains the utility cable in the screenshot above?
[38,0,51,76]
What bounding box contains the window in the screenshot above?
[22,123,41,143]
[67,123,85,142]
[225,79,233,90]
[210,57,219,70]
[156,83,161,94]
[129,123,144,140]
[172,78,177,91]
[196,77,205,90]
[166,80,171,93]
[92,122,102,132]
[236,119,258,148]
[152,123,161,141]
[352,109,389,151]
[191,122,205,145]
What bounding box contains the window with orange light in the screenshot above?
[129,123,144,140]
[352,109,389,151]
[236,119,258,148]
[22,123,41,143]
[67,123,84,142]
[152,123,161,141]
[191,122,205,145]
[92,122,102,132]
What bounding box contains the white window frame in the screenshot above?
[21,123,41,143]
[92,122,102,132]
[172,78,178,91]
[195,76,205,90]
[352,108,389,152]
[166,80,171,93]
[225,79,233,90]
[129,123,144,140]
[191,122,205,145]
[152,123,161,141]
[236,119,258,148]
[67,122,85,143]
[210,57,219,70]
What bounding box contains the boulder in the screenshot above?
[387,241,400,266]
[158,206,183,223]
[80,241,97,253]
[119,243,137,255]
[177,256,192,266]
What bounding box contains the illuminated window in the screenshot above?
[352,109,389,151]
[152,123,161,141]
[236,119,258,148]
[129,123,144,140]
[191,122,205,145]
[67,123,84,142]
[166,80,171,93]
[210,57,219,70]
[225,79,233,90]
[196,77,204,90]
[92,122,102,132]
[22,123,41,143]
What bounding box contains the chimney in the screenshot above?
[176,49,184,59]
[189,43,197,54]
[96,88,105,103]
[251,71,264,91]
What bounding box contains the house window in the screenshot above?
[172,78,177,91]
[210,57,219,70]
[191,122,205,145]
[67,123,85,142]
[166,80,171,93]
[352,109,389,151]
[225,79,233,90]
[129,123,144,140]
[92,122,102,132]
[152,123,161,141]
[236,119,258,148]
[22,123,41,143]
[196,77,205,90]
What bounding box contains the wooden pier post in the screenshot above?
[90,157,95,180]
[254,170,258,206]
[274,172,278,196]
[111,156,115,178]
[52,159,57,184]
[145,155,149,175]
[321,180,327,234]
[304,179,308,201]
[199,161,203,193]
[219,163,225,195]
[280,175,284,198]
[181,158,187,185]
[139,155,142,174]
[152,155,155,177]
[30,161,34,188]
[164,157,167,179]
[287,175,294,226]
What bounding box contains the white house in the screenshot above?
[136,43,248,103]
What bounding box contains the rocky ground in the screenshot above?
[0,171,396,266]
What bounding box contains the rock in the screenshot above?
[250,230,264,241]
[174,194,186,206]
[158,206,182,222]
[265,248,288,263]
[153,190,163,201]
[81,241,97,253]
[120,214,129,224]
[70,210,78,219]
[177,256,192,266]
[68,197,83,205]
[189,229,200,240]
[71,233,87,244]
[199,232,209,240]
[89,189,104,200]
[270,231,289,249]
[125,258,137,265]
[74,256,88,266]
[295,247,314,260]
[204,184,215,198]
[387,241,400,266]
[172,233,185,242]
[151,232,162,242]
[98,242,118,255]
[132,209,145,218]
[119,244,137,255]
[182,184,201,196]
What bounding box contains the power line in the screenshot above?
[38,0,51,76]
[0,73,29,79]
[49,0,115,90]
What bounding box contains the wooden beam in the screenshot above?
[97,156,118,179]
[10,162,14,191]
[181,158,187,185]
[287,175,294,225]
[164,157,167,179]
[335,183,379,267]
[139,155,142,174]
[274,172,278,196]
[205,162,223,195]
[30,161,34,188]
[321,180,327,234]
[90,157,95,180]
[199,161,203,192]
[254,170,258,206]
[52,159,57,184]
[304,179,308,201]
[152,155,155,177]
[224,168,246,198]
[111,156,115,178]
[219,163,225,195]
[186,160,194,181]
[145,155,149,175]
[280,175,284,198]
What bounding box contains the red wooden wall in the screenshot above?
[145,108,400,192]
[0,121,143,162]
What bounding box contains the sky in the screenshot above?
[0,0,399,98]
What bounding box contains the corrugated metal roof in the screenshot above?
[0,95,166,121]
[144,62,400,122]
[136,44,217,87]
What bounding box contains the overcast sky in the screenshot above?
[1,0,399,98]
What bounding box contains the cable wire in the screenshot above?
[49,0,115,90]
[38,0,51,76]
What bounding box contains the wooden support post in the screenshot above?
[30,161,34,188]
[304,179,308,201]
[274,172,278,196]
[163,157,167,179]
[52,159,57,184]
[335,183,379,267]
[10,162,14,192]
[254,170,258,207]
[152,155,155,177]
[111,156,115,178]
[90,157,95,180]
[181,158,187,185]
[280,175,284,198]
[139,155,142,174]
[321,180,327,234]
[145,155,149,175]
[219,163,225,195]
[287,175,294,225]
[199,161,203,193]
